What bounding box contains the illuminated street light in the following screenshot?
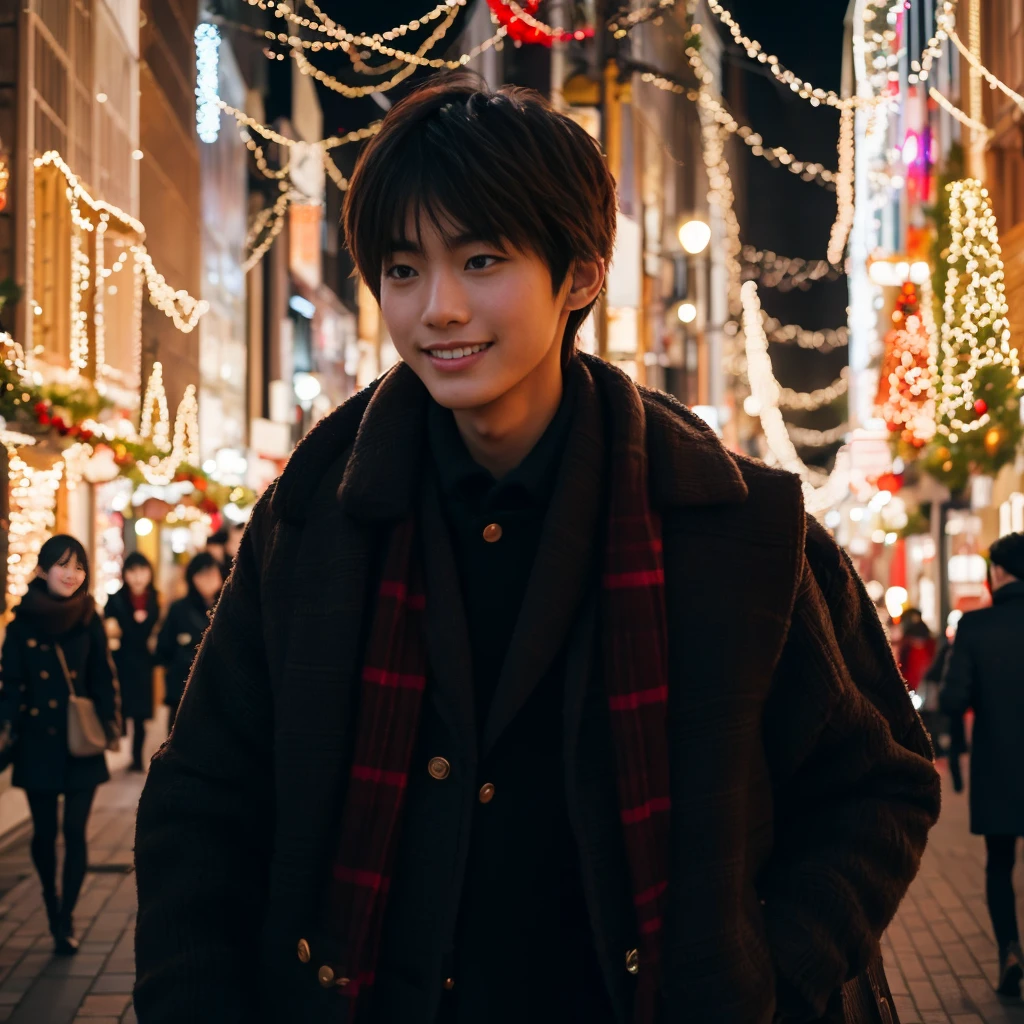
[677,302,697,324]
[678,219,711,255]
[293,372,321,403]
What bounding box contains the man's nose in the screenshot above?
[422,270,470,328]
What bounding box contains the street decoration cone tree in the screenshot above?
[877,280,936,461]
[923,179,1023,495]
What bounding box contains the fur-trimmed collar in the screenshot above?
[272,353,749,525]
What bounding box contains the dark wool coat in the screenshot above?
[104,588,158,720]
[940,580,1024,834]
[0,603,119,793]
[133,356,940,1024]
[155,594,211,710]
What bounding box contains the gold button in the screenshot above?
[478,783,495,804]
[29,709,39,717]
[443,977,455,991]
[26,639,37,649]
[428,756,451,780]
[318,965,335,988]
[297,938,311,963]
[39,671,49,680]
[482,522,503,543]
[626,948,639,975]
[48,700,58,709]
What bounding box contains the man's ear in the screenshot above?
[563,258,605,313]
[34,567,46,580]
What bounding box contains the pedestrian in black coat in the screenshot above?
[155,553,222,734]
[0,535,120,955]
[942,531,1024,997]
[134,76,939,1024]
[104,552,159,771]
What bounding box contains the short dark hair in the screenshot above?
[37,534,90,594]
[123,551,153,578]
[342,71,617,365]
[990,532,1024,580]
[186,552,222,589]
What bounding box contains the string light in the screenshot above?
[34,151,208,334]
[928,86,992,137]
[217,99,381,152]
[243,188,296,273]
[786,422,851,446]
[967,0,983,149]
[139,361,171,450]
[778,368,850,411]
[944,19,1024,112]
[741,281,850,511]
[827,105,855,264]
[94,215,107,379]
[240,130,291,180]
[291,44,423,97]
[195,24,222,144]
[68,230,90,371]
[881,309,937,445]
[936,179,1020,436]
[322,152,350,191]
[608,0,676,36]
[5,446,64,601]
[138,383,199,486]
[741,248,843,290]
[697,90,839,188]
[302,0,466,54]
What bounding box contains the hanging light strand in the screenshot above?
[778,368,850,411]
[827,104,855,264]
[929,86,993,137]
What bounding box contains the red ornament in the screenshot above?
[484,0,594,46]
[875,471,904,495]
[974,399,988,415]
[33,401,49,416]
[37,411,50,426]
[51,416,67,434]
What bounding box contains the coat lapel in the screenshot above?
[480,362,605,757]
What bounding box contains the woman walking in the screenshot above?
[0,536,121,955]
[156,553,222,733]
[104,553,159,772]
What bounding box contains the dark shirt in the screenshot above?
[427,382,576,725]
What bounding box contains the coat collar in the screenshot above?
[274,353,749,525]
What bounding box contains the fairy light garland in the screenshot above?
[134,249,209,333]
[139,360,171,450]
[68,231,90,371]
[827,105,855,264]
[291,43,423,97]
[94,215,107,378]
[936,179,1019,437]
[138,383,199,486]
[944,20,1024,112]
[929,86,992,137]
[241,130,291,180]
[5,447,64,601]
[195,23,222,144]
[322,152,350,191]
[741,281,850,511]
[786,421,852,446]
[778,368,850,411]
[243,188,296,274]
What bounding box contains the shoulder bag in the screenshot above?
[55,644,108,757]
[841,954,900,1024]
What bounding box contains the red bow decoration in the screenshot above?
[485,0,594,46]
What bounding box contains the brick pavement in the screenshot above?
[0,770,142,1024]
[0,757,1014,1022]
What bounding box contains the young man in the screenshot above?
[941,532,1024,998]
[134,74,940,1024]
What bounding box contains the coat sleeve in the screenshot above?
[759,520,941,1021]
[87,614,121,735]
[938,621,974,716]
[133,486,277,1023]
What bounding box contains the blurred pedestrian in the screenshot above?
[925,621,965,793]
[898,608,936,692]
[104,552,159,772]
[941,531,1024,997]
[0,536,121,955]
[155,553,222,734]
[223,521,245,576]
[135,73,938,1024]
[204,528,229,573]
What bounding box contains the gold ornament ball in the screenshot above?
[942,460,954,473]
[985,428,1002,455]
[936,446,951,461]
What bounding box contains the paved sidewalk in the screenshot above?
[0,770,142,1024]
[0,756,1015,1022]
[883,759,1024,1024]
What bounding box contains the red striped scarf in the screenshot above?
[328,432,671,1021]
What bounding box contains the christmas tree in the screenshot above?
[878,280,936,460]
[923,179,1022,494]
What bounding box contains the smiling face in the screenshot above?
[380,213,577,413]
[39,550,87,599]
[124,564,152,595]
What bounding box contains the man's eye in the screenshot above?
[385,264,416,280]
[466,255,501,271]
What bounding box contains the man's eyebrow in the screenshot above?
[386,236,422,255]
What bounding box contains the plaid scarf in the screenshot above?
[328,403,671,1022]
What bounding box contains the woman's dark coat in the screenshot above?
[133,356,940,1024]
[155,593,210,710]
[0,594,120,793]
[940,580,1024,834]
[104,587,158,720]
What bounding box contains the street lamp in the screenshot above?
[678,218,711,256]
